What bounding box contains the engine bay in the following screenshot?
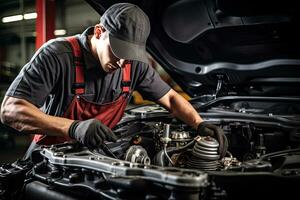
[1,101,300,200]
[109,112,300,172]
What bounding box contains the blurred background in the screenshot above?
[0,0,188,164]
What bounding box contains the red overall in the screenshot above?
[32,36,131,145]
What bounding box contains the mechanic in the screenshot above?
[0,3,226,159]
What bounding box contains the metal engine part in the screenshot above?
[158,123,193,150]
[124,145,151,165]
[0,160,33,200]
[186,136,221,170]
[170,131,190,140]
[170,130,192,148]
[26,142,209,200]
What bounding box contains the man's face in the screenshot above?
[96,31,126,73]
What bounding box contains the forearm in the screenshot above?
[0,96,73,137]
[169,95,203,129]
[157,89,203,129]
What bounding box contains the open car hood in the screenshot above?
[1,2,300,199]
[86,0,300,98]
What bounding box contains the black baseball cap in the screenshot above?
[100,3,150,64]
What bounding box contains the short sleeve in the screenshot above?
[135,63,171,101]
[5,45,61,107]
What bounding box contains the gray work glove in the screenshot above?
[68,119,117,149]
[197,122,228,158]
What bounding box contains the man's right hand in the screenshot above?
[68,119,117,149]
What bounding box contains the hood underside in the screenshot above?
[86,0,300,97]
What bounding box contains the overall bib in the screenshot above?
[30,36,131,147]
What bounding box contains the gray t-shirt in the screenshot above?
[6,27,171,117]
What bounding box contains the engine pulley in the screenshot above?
[124,145,151,165]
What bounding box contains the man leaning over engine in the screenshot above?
[0,3,227,159]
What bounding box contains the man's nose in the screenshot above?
[117,59,126,68]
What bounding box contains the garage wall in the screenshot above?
[0,0,99,68]
[65,2,99,35]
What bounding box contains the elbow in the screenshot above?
[0,108,5,124]
[1,100,12,126]
[0,109,12,127]
[0,98,8,125]
[168,91,185,112]
[0,96,21,127]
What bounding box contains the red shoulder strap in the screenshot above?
[66,36,85,95]
[122,62,131,93]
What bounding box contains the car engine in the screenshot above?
[1,102,300,200]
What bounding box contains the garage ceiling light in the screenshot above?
[2,15,23,23]
[24,12,37,20]
[54,29,67,36]
[2,12,37,23]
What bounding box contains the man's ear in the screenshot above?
[94,24,106,39]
